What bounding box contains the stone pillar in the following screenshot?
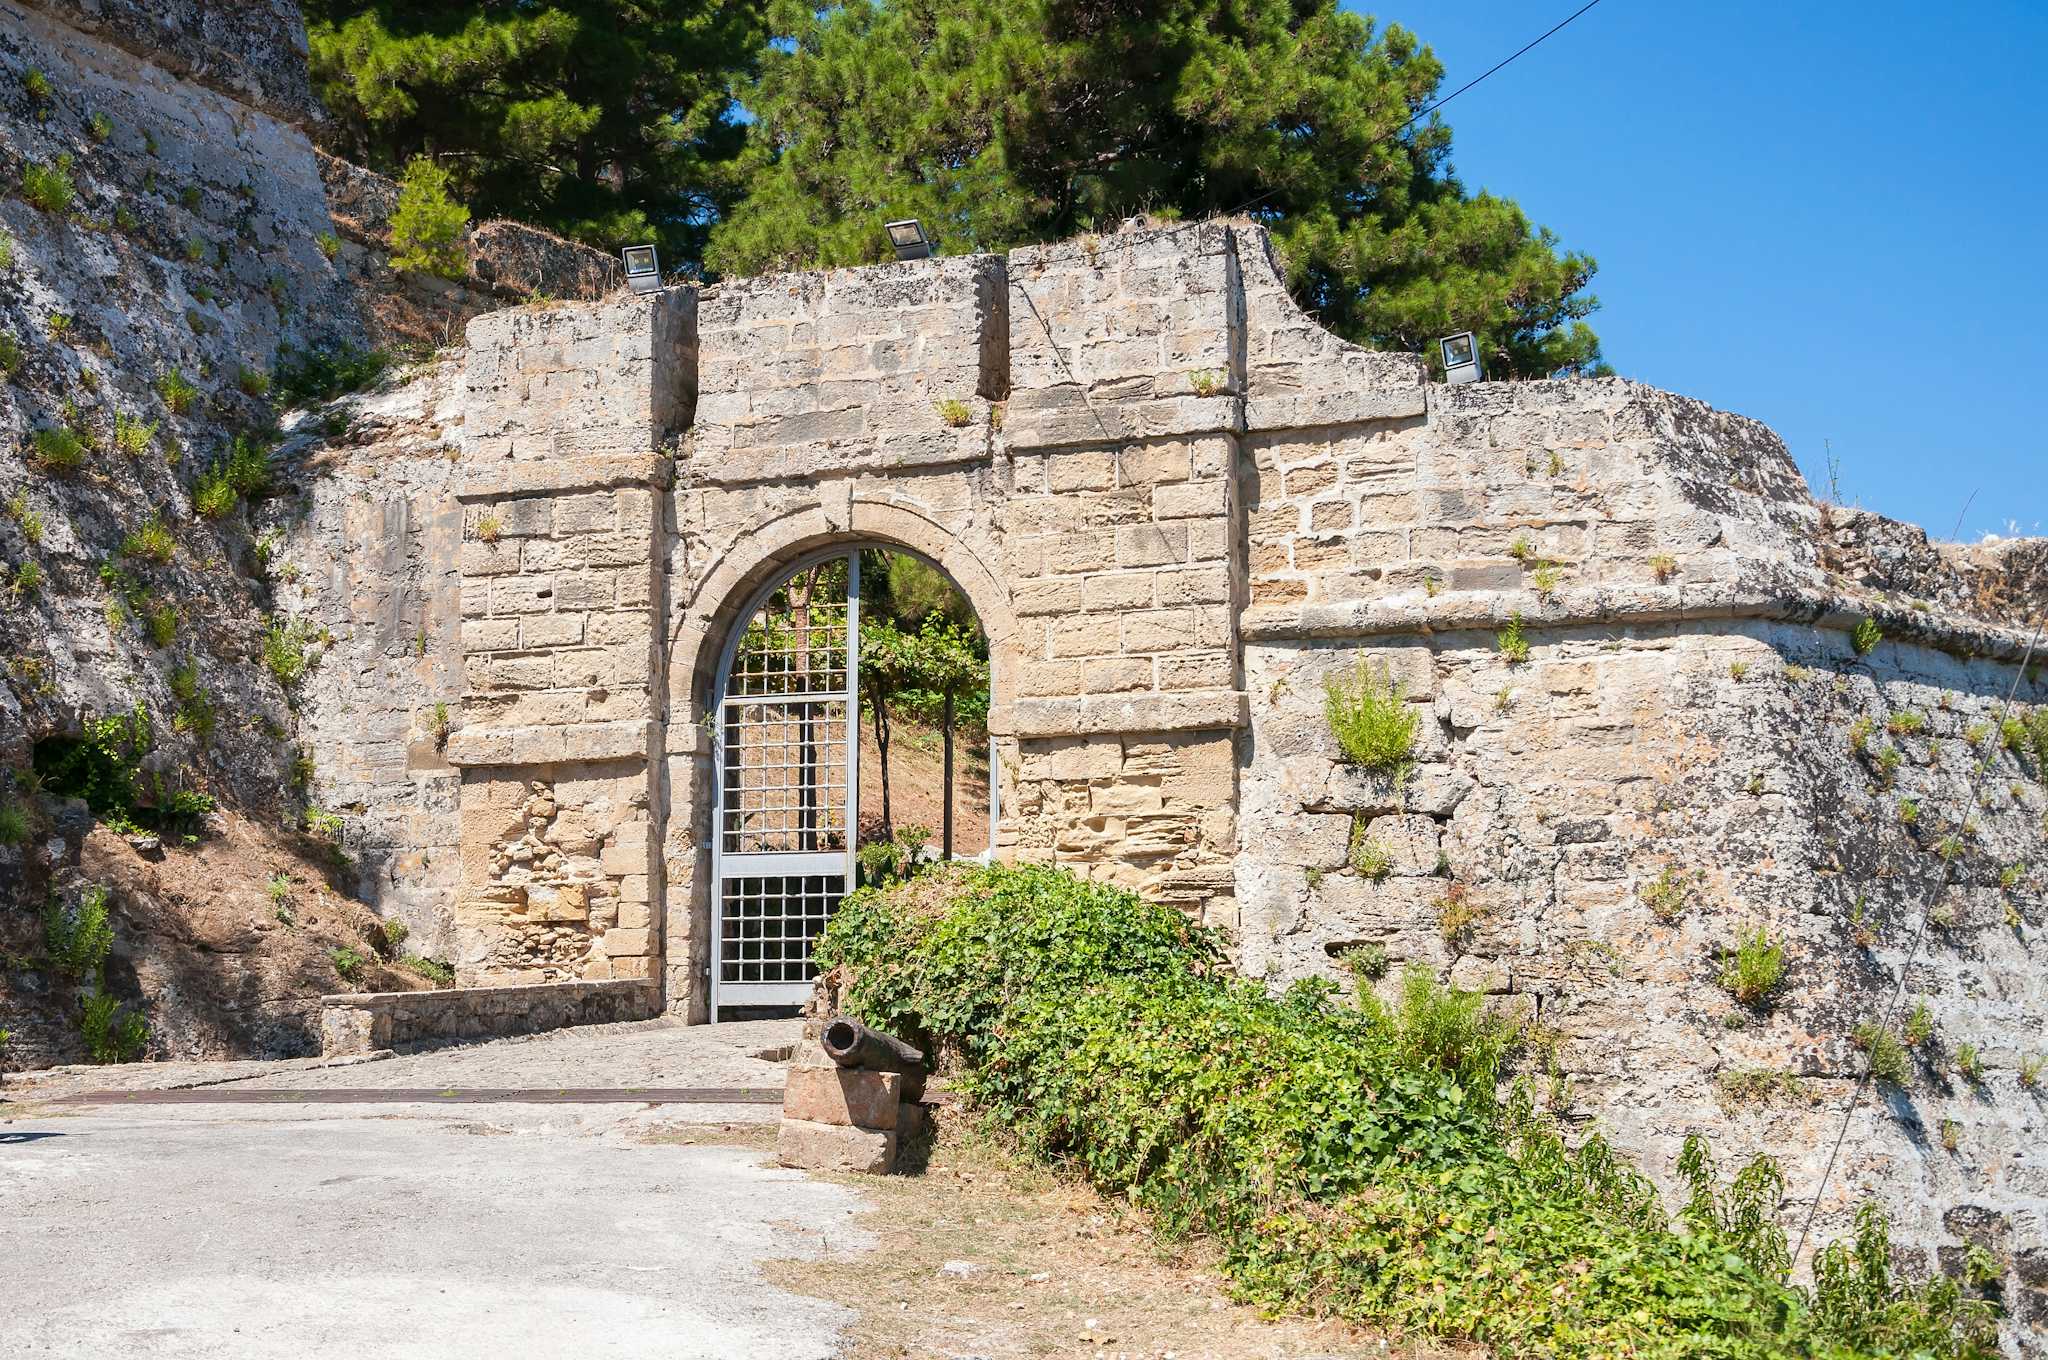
[445,291,695,990]
[998,223,1250,926]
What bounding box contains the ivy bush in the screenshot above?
[818,864,1997,1359]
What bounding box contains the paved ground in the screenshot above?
[0,1019,882,1360]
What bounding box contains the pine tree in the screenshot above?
[707,0,1603,377]
[303,1,764,261]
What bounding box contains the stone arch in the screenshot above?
[657,494,1019,1019]
[669,497,1020,731]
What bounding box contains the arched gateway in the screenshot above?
[703,547,997,1015]
[373,215,2048,1309]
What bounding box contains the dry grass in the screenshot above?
[759,1115,1472,1360]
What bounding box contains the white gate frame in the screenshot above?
[709,550,859,1018]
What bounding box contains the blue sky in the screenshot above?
[1353,0,2048,542]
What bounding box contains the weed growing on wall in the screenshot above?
[21,156,75,213]
[272,341,389,406]
[43,887,114,978]
[818,865,1996,1358]
[80,991,147,1064]
[1852,617,1883,656]
[330,946,366,984]
[1496,612,1530,664]
[1718,926,1786,1006]
[1322,660,1416,774]
[1854,1021,1912,1087]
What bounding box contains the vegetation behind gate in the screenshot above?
[816,863,1999,1359]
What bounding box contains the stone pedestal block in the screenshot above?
[776,1118,898,1175]
[783,1066,903,1130]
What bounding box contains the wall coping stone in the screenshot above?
[1010,690,1249,738]
[457,454,673,502]
[447,719,658,769]
[1244,574,2043,664]
[318,980,660,1057]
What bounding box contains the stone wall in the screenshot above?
[421,216,2045,1335]
[319,976,657,1056]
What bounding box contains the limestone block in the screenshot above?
[777,1118,897,1175]
[783,1067,903,1130]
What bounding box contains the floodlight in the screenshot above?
[885,219,933,261]
[621,244,662,294]
[1440,331,1483,386]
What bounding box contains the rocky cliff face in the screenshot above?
[0,0,612,1069]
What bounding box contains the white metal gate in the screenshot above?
[711,552,859,1016]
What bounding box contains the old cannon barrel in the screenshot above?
[820,1016,925,1099]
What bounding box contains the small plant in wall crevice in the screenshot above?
[1323,659,1417,775]
[1716,925,1785,1006]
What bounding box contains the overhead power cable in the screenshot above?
[1003,0,1613,275]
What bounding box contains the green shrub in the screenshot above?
[157,369,199,414]
[80,991,149,1063]
[87,111,113,142]
[10,559,42,597]
[1323,660,1417,774]
[29,706,200,836]
[933,398,973,427]
[0,230,12,269]
[1886,710,1924,737]
[1339,941,1389,986]
[143,602,177,651]
[122,515,176,564]
[225,432,272,495]
[0,331,21,377]
[401,955,454,986]
[22,68,51,102]
[28,425,88,473]
[192,460,238,518]
[330,946,366,984]
[1954,1043,1982,1083]
[1904,999,1934,1048]
[235,365,270,398]
[271,341,390,406]
[263,616,320,688]
[816,865,1994,1358]
[316,230,343,260]
[113,412,158,457]
[1496,611,1530,664]
[388,157,470,280]
[1641,866,1694,922]
[1718,926,1786,1005]
[375,918,409,959]
[21,156,75,214]
[1851,616,1882,656]
[44,886,114,978]
[1854,1021,1912,1086]
[0,798,27,845]
[4,489,43,543]
[169,659,212,738]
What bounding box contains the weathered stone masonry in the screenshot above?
[417,218,2044,1326]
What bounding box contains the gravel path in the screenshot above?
[0,1019,866,1360]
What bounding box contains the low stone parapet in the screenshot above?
[318,980,660,1057]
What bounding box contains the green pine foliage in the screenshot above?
[387,157,471,279]
[304,1,760,260]
[818,865,1994,1358]
[707,0,1603,377]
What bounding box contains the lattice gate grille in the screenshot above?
[712,554,858,1012]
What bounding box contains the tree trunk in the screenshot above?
[872,692,892,840]
[941,690,955,860]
